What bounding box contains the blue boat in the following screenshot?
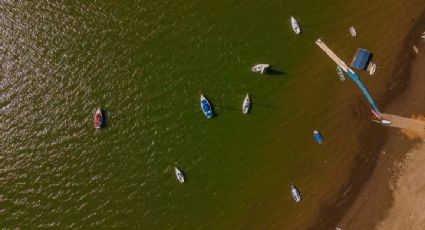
[313,130,324,144]
[200,94,213,118]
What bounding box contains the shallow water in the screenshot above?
[1,0,424,228]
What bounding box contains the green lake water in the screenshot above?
[1,0,424,229]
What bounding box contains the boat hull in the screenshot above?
[313,130,324,144]
[371,109,382,120]
[200,94,213,118]
[350,26,357,37]
[291,16,301,35]
[291,185,302,202]
[336,66,345,81]
[251,64,269,74]
[242,94,250,114]
[175,167,185,183]
[94,108,102,129]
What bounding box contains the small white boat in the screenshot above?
[242,94,251,114]
[336,66,345,81]
[175,167,185,183]
[290,16,301,35]
[381,119,392,125]
[291,184,302,202]
[369,62,377,76]
[350,26,357,37]
[421,32,425,39]
[251,64,269,74]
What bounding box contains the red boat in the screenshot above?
[370,109,382,121]
[94,108,102,129]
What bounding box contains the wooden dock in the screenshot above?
[315,39,349,72]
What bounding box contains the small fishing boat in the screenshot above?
[369,62,377,76]
[290,16,301,35]
[313,130,324,144]
[291,184,302,202]
[381,119,392,125]
[336,66,345,81]
[94,108,102,129]
[370,109,382,121]
[251,64,270,74]
[200,94,213,118]
[421,32,425,39]
[349,26,357,37]
[242,94,251,114]
[175,167,185,183]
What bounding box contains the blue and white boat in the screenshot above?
[336,66,345,81]
[200,94,213,118]
[313,130,324,144]
[175,167,185,183]
[291,184,302,202]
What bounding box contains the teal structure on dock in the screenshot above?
[345,68,381,114]
[315,39,381,115]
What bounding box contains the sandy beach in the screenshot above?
[338,23,425,230]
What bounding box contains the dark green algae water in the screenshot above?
[1,0,424,229]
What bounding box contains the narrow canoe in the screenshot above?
[291,16,301,35]
[242,94,251,114]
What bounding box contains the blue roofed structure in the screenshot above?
[351,48,372,70]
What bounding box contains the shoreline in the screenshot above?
[307,7,425,230]
[336,10,425,230]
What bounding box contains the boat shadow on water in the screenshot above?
[265,68,286,76]
[250,102,280,110]
[101,109,108,128]
[213,104,239,113]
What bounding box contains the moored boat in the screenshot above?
[291,184,302,202]
[313,130,324,144]
[368,62,377,76]
[349,26,357,37]
[370,108,382,121]
[336,66,345,81]
[200,94,213,118]
[94,108,102,129]
[290,16,301,35]
[242,94,251,114]
[381,119,392,125]
[251,64,270,74]
[175,167,185,183]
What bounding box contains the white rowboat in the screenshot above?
[242,94,251,114]
[350,26,357,37]
[369,62,377,76]
[291,16,301,35]
[175,167,185,183]
[291,184,302,202]
[381,119,392,125]
[251,64,269,74]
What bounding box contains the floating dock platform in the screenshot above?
[315,39,381,115]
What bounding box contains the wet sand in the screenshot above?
[338,26,425,230]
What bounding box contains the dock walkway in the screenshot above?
[315,39,381,114]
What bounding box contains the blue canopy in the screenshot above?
[351,48,371,70]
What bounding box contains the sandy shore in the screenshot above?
[338,31,425,229]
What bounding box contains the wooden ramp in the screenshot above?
[382,113,425,137]
[315,39,349,72]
